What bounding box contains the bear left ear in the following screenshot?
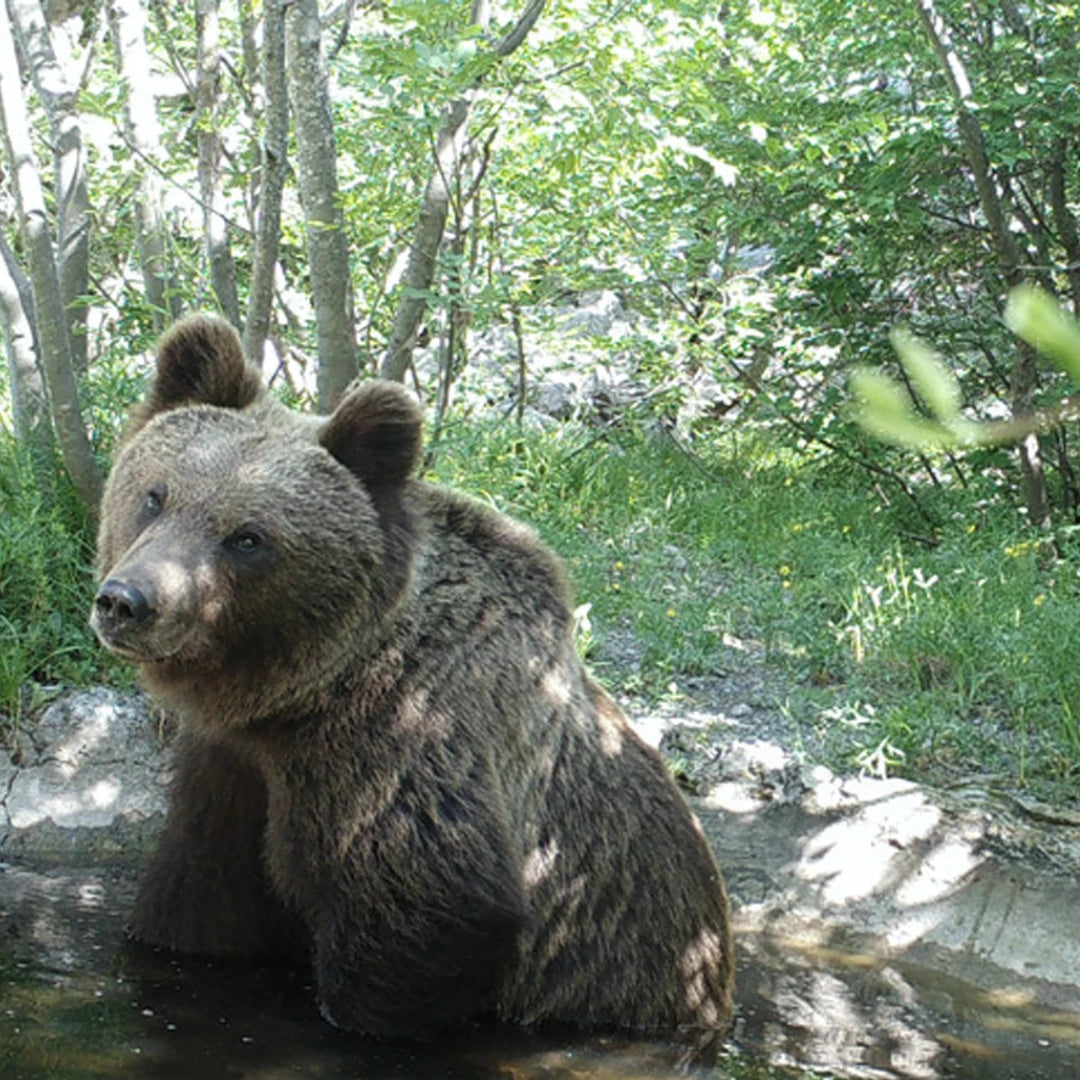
[129,315,264,435]
[320,381,423,489]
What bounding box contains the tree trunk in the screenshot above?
[10,0,91,373]
[913,0,1051,527]
[0,0,103,514]
[107,0,181,330]
[242,0,288,368]
[237,0,259,91]
[196,0,241,327]
[1048,136,1080,316]
[0,233,52,470]
[380,94,472,385]
[285,0,356,411]
[379,0,546,382]
[489,184,528,424]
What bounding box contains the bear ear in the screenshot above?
[320,380,423,490]
[130,315,263,433]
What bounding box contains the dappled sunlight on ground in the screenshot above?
[691,745,1080,1076]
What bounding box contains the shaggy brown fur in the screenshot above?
[92,314,734,1043]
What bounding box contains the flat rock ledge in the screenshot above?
[684,737,1080,1017]
[3,690,1079,1017]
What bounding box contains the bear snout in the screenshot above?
[93,578,157,641]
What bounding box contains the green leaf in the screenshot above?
[849,367,982,449]
[850,369,949,447]
[1005,286,1080,384]
[890,328,961,420]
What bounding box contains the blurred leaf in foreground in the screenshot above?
[854,287,1080,449]
[1005,286,1080,384]
[890,329,962,421]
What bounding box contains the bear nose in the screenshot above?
[94,579,154,633]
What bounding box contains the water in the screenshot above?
[2,859,1078,1080]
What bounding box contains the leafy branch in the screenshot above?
[852,287,1080,450]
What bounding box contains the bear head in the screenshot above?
[91,315,422,728]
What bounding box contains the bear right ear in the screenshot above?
[128,315,263,435]
[320,380,422,490]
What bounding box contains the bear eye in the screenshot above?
[224,527,267,557]
[142,484,167,518]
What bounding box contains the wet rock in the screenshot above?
[690,739,1080,1010]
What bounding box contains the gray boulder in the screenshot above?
[1,688,168,861]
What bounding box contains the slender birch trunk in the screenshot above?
[380,0,545,382]
[196,0,241,327]
[10,0,90,372]
[285,0,356,411]
[107,0,181,330]
[0,233,52,470]
[0,0,102,514]
[243,0,288,368]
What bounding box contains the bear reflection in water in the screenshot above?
[91,315,733,1050]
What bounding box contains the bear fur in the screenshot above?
[91,314,734,1042]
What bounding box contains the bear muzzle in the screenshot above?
[91,578,159,656]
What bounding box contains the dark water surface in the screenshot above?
[1,860,1078,1080]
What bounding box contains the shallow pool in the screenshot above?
[2,859,1078,1079]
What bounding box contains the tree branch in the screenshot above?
[379,0,546,382]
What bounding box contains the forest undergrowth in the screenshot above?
[3,412,1080,807]
[430,420,1080,806]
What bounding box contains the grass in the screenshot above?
[3,405,1079,803]
[0,432,126,741]
[427,420,1080,804]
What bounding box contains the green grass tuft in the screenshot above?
[428,420,1080,801]
[0,430,125,741]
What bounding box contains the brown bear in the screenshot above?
[91,314,734,1043]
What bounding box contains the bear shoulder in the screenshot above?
[407,481,573,619]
